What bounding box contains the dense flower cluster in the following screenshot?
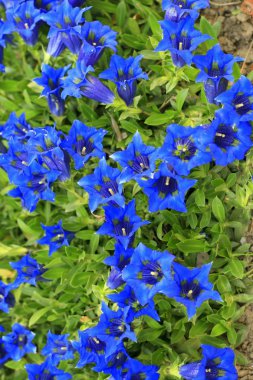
[0,0,251,378]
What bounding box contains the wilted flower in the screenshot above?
[79,21,117,66]
[100,55,148,106]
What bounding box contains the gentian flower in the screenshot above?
[0,19,14,72]
[106,267,125,289]
[157,124,211,175]
[60,120,106,170]
[78,21,117,66]
[92,302,136,357]
[27,127,70,181]
[10,254,47,287]
[40,0,90,56]
[34,0,61,11]
[6,1,42,45]
[0,281,15,313]
[41,331,74,365]
[180,344,237,380]
[33,64,70,116]
[69,0,86,6]
[97,200,149,249]
[72,328,108,368]
[2,112,31,141]
[122,243,175,305]
[78,157,125,212]
[119,358,160,380]
[0,139,36,173]
[26,358,72,379]
[162,0,210,21]
[193,44,243,104]
[93,345,129,379]
[197,108,252,166]
[8,161,60,212]
[215,75,253,121]
[2,324,36,361]
[155,17,210,67]
[0,334,10,367]
[110,131,157,183]
[38,220,74,256]
[108,284,160,322]
[164,262,222,319]
[61,62,115,104]
[100,55,148,106]
[137,163,196,212]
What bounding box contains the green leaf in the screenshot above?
[116,1,127,28]
[29,306,51,327]
[138,328,163,342]
[176,239,209,254]
[211,323,227,337]
[227,258,244,279]
[212,196,225,222]
[176,88,189,112]
[145,111,176,126]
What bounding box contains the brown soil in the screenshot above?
[203,3,253,378]
[203,0,253,74]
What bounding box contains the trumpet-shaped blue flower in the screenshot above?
[0,281,15,313]
[108,284,160,322]
[8,161,60,212]
[97,200,149,249]
[34,0,60,11]
[61,62,115,104]
[10,254,47,287]
[2,113,31,141]
[106,267,125,289]
[180,344,237,380]
[0,19,14,72]
[93,345,129,379]
[60,120,106,170]
[38,220,74,256]
[197,109,252,166]
[78,157,125,212]
[164,262,222,319]
[110,131,157,183]
[92,302,136,357]
[0,339,9,367]
[79,21,117,66]
[122,243,175,305]
[158,124,211,175]
[100,55,148,106]
[72,328,107,368]
[193,44,243,104]
[120,358,160,380]
[26,359,72,380]
[155,17,210,67]
[215,75,253,122]
[40,0,90,56]
[163,0,209,21]
[41,331,74,365]
[33,64,70,116]
[0,139,36,173]
[137,163,196,212]
[2,323,36,361]
[6,1,42,45]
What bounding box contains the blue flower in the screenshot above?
[8,161,60,212]
[110,131,157,183]
[155,17,210,67]
[0,337,10,367]
[72,328,107,368]
[122,243,174,305]
[100,55,148,106]
[0,281,15,313]
[78,21,117,66]
[2,323,36,361]
[38,220,74,256]
[34,0,60,11]
[215,75,253,122]
[164,262,222,319]
[2,112,31,141]
[106,267,125,289]
[69,0,86,6]
[33,64,70,116]
[60,120,106,170]
[0,139,37,173]
[0,19,14,72]
[78,157,125,212]
[6,1,42,45]
[40,0,90,56]
[26,358,72,380]
[97,200,150,249]
[163,0,209,21]
[137,163,196,212]
[61,61,115,104]
[108,284,160,323]
[41,331,74,365]
[180,344,237,380]
[193,44,243,104]
[92,302,136,357]
[157,124,211,175]
[10,254,47,287]
[120,358,160,380]
[93,345,129,379]
[197,108,252,166]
